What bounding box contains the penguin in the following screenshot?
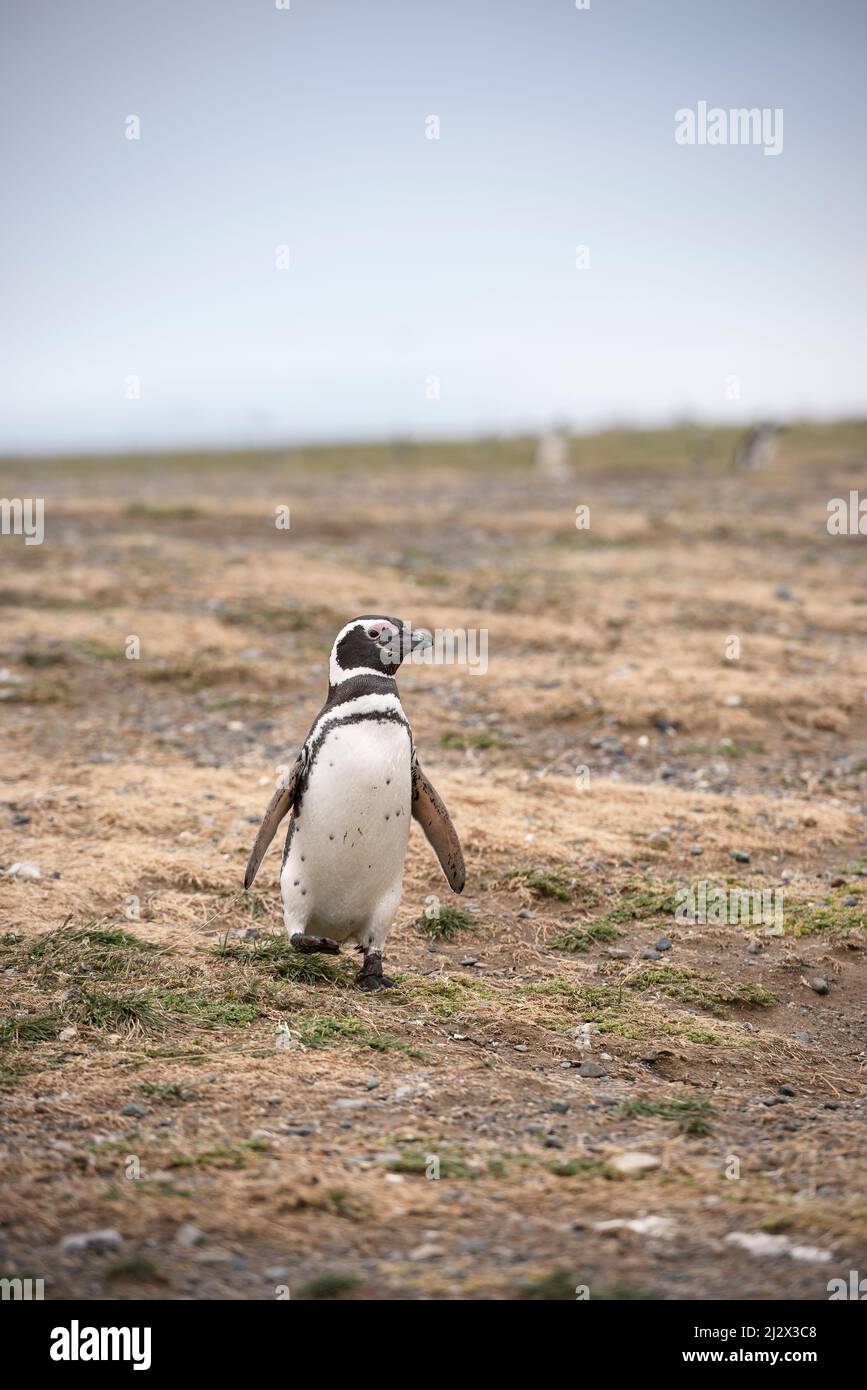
[243,615,465,990]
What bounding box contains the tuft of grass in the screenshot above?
[416,904,475,941]
[506,867,573,901]
[550,922,618,952]
[105,1257,165,1284]
[297,1273,362,1300]
[546,1158,607,1177]
[67,987,166,1036]
[139,1081,194,1102]
[0,1013,61,1048]
[213,935,345,984]
[25,925,160,982]
[518,1268,579,1300]
[154,990,258,1028]
[168,1140,267,1170]
[299,1014,423,1056]
[626,966,774,1016]
[620,1098,714,1136]
[386,1149,471,1178]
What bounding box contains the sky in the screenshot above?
[1,0,865,453]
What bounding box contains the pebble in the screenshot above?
[281,1123,316,1136]
[175,1224,206,1247]
[548,1099,569,1114]
[577,1061,607,1078]
[121,1102,146,1118]
[366,1078,380,1091]
[517,908,534,920]
[408,1243,444,1261]
[58,1026,78,1041]
[689,845,704,856]
[514,1044,528,1053]
[730,849,751,863]
[809,977,829,995]
[774,585,793,600]
[762,1095,786,1106]
[778,1083,796,1097]
[60,1229,122,1254]
[725,1231,830,1263]
[642,947,662,961]
[747,941,762,955]
[823,1101,842,1110]
[655,936,672,952]
[460,957,477,967]
[608,1150,660,1176]
[7,861,42,880]
[544,1136,564,1149]
[264,1265,290,1281]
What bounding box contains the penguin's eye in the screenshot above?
[366,625,383,640]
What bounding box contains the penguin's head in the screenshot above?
[329,615,432,686]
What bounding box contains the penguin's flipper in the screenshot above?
[411,754,466,893]
[244,752,305,889]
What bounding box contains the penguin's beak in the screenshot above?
[408,627,433,653]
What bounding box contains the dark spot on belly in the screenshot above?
[293,880,299,887]
[385,814,389,821]
[329,833,334,840]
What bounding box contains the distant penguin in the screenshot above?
[734,422,780,472]
[534,425,573,482]
[244,616,465,990]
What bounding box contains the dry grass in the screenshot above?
[1,423,866,1300]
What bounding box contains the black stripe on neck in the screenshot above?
[325,673,399,710]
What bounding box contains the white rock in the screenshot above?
[8,861,42,880]
[58,1027,78,1042]
[59,1228,123,1254]
[725,1231,832,1263]
[595,1215,675,1238]
[609,1151,661,1176]
[174,1223,206,1247]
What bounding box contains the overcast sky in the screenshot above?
[1,0,865,452]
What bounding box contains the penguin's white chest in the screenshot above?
[281,717,412,942]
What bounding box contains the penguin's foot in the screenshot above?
[290,932,341,955]
[355,948,394,991]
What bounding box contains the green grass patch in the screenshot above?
[0,1013,61,1048]
[416,904,475,940]
[626,966,774,1015]
[549,922,618,951]
[299,1014,424,1056]
[213,935,346,984]
[620,1098,714,1135]
[154,990,258,1028]
[506,867,573,901]
[24,924,160,981]
[297,1273,361,1300]
[67,987,166,1036]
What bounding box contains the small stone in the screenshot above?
[689,844,704,856]
[730,849,751,863]
[408,1243,444,1261]
[8,861,42,880]
[460,957,478,966]
[366,1077,380,1090]
[264,1265,290,1281]
[60,1229,123,1254]
[778,1083,796,1097]
[58,1026,78,1042]
[281,1123,316,1136]
[544,1135,564,1149]
[121,1102,146,1118]
[823,1101,841,1110]
[514,1044,528,1053]
[608,1150,660,1176]
[762,1095,786,1106]
[549,1099,569,1114]
[774,585,793,600]
[809,977,829,995]
[843,896,858,907]
[517,908,534,920]
[642,947,662,961]
[175,1223,206,1247]
[747,940,762,955]
[577,1060,607,1078]
[655,936,672,952]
